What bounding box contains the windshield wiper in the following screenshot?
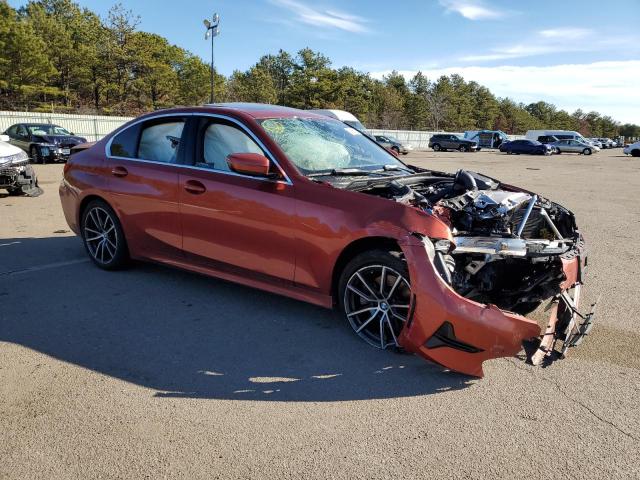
[373,164,414,174]
[307,168,387,178]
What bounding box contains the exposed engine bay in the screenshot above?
[344,167,583,316]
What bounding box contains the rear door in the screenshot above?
[104,115,188,261]
[10,125,30,152]
[178,115,297,282]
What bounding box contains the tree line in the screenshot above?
[1,0,638,137]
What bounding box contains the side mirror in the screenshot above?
[0,134,9,142]
[227,152,274,178]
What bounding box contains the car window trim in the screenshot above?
[105,112,292,186]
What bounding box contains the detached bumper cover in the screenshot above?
[0,161,42,196]
[397,235,588,377]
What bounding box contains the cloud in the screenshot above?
[539,27,592,40]
[370,61,640,124]
[438,0,506,20]
[270,0,369,33]
[458,27,630,62]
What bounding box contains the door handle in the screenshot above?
[111,166,128,177]
[184,179,206,195]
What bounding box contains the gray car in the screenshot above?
[374,135,412,155]
[429,134,479,152]
[551,139,599,155]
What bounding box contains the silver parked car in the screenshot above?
[551,139,600,155]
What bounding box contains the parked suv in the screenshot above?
[429,134,478,152]
[3,123,87,164]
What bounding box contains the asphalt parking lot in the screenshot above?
[1,148,639,479]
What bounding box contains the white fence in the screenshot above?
[0,111,132,142]
[0,111,529,148]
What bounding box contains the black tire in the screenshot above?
[432,144,441,152]
[582,148,592,155]
[459,145,468,152]
[338,249,411,350]
[81,199,129,270]
[632,150,640,157]
[7,187,23,196]
[29,146,43,164]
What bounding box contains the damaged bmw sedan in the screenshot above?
[59,103,594,377]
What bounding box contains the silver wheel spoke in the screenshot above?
[386,275,402,300]
[347,284,375,303]
[105,236,117,250]
[85,227,101,235]
[85,233,102,242]
[390,304,410,309]
[391,311,407,323]
[379,315,386,348]
[89,210,100,230]
[386,314,399,346]
[379,266,387,297]
[356,272,379,300]
[356,309,380,333]
[104,240,115,257]
[347,306,377,318]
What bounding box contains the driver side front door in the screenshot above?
[179,116,297,283]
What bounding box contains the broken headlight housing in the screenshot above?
[0,149,29,166]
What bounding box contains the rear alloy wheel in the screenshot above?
[583,148,592,155]
[459,145,468,152]
[432,144,441,151]
[339,250,411,350]
[81,200,128,270]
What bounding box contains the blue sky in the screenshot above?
[10,0,640,123]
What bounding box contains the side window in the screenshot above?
[199,121,263,172]
[109,124,140,158]
[6,125,17,137]
[138,120,185,163]
[16,125,28,138]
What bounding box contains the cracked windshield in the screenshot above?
[259,117,407,174]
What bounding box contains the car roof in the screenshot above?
[203,102,329,120]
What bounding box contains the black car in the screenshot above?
[428,134,478,152]
[3,123,87,164]
[499,139,551,155]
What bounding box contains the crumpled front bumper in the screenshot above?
[397,234,586,377]
[0,162,42,196]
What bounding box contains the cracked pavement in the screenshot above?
[1,149,639,479]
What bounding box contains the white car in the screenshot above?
[623,141,640,157]
[0,134,41,196]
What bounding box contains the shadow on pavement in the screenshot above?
[0,236,475,401]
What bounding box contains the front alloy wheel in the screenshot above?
[459,145,468,152]
[341,252,412,349]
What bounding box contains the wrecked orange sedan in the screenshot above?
[60,103,594,377]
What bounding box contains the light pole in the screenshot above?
[203,13,220,104]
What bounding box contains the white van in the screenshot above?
[307,109,368,132]
[526,130,589,144]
